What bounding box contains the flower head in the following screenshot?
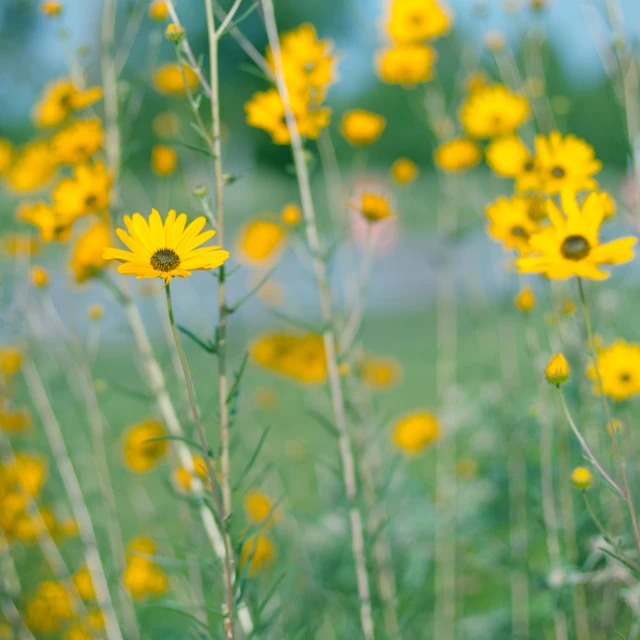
[514,287,535,312]
[0,402,32,434]
[122,419,168,473]
[152,63,199,96]
[32,79,102,128]
[40,2,63,16]
[69,221,112,284]
[172,455,209,493]
[485,195,540,255]
[244,489,279,527]
[586,339,640,401]
[31,265,49,288]
[0,347,23,383]
[5,141,57,193]
[376,44,436,84]
[517,191,636,280]
[53,161,112,218]
[392,411,439,454]
[391,157,418,184]
[385,0,452,43]
[51,118,103,165]
[545,353,570,385]
[236,219,287,267]
[240,535,275,576]
[17,201,75,242]
[485,135,540,192]
[570,467,592,490]
[360,356,402,390]
[164,23,184,42]
[151,144,177,176]
[434,138,481,172]
[280,203,301,226]
[340,110,386,146]
[148,1,169,20]
[352,191,394,223]
[104,209,229,283]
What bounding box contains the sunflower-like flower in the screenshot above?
[391,411,439,455]
[104,209,229,283]
[375,44,436,85]
[51,118,103,165]
[534,131,601,194]
[52,161,112,218]
[586,340,640,401]
[391,157,418,184]
[32,79,102,128]
[236,219,287,267]
[340,109,386,147]
[385,0,452,44]
[434,137,481,173]
[152,63,199,96]
[17,201,76,242]
[517,191,636,280]
[485,135,540,192]
[5,141,58,194]
[69,221,112,283]
[122,419,168,473]
[485,194,540,255]
[459,84,530,139]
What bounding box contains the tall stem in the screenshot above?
[577,278,640,556]
[260,2,374,637]
[165,284,236,640]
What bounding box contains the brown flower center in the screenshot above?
[560,234,590,260]
[150,248,181,272]
[510,225,530,240]
[85,194,97,207]
[551,166,565,178]
[619,372,632,383]
[523,159,535,172]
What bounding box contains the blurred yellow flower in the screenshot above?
[51,118,103,165]
[586,340,640,401]
[376,44,436,84]
[545,353,569,385]
[40,1,63,16]
[340,109,386,146]
[5,140,57,193]
[72,567,96,601]
[434,138,481,172]
[607,418,624,436]
[70,221,112,284]
[352,191,394,223]
[152,63,199,96]
[570,467,592,490]
[485,135,540,192]
[240,535,275,576]
[244,489,279,526]
[280,203,301,226]
[361,356,402,390]
[385,0,452,43]
[2,233,39,256]
[123,556,168,600]
[485,195,539,255]
[30,265,49,288]
[17,201,75,242]
[534,132,601,195]
[88,303,104,320]
[391,157,418,184]
[53,161,112,218]
[172,455,209,493]
[122,419,168,473]
[460,85,530,139]
[514,287,535,312]
[165,23,184,42]
[0,347,23,382]
[148,0,169,20]
[128,535,157,557]
[236,219,287,266]
[151,144,177,176]
[0,139,13,173]
[104,209,229,283]
[0,403,32,433]
[26,581,74,634]
[152,111,181,138]
[32,79,102,128]
[517,191,636,280]
[392,411,439,455]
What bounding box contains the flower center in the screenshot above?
[619,371,632,383]
[150,248,181,272]
[85,194,97,207]
[510,225,530,239]
[523,159,535,172]
[551,166,565,178]
[560,234,590,260]
[409,13,423,25]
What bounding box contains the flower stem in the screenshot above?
[164,283,236,640]
[577,277,640,556]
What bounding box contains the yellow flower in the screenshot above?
[148,0,169,20]
[73,567,96,601]
[32,79,102,128]
[376,44,436,84]
[245,88,331,144]
[240,535,275,576]
[607,418,624,435]
[152,63,199,96]
[586,340,640,401]
[124,556,168,600]
[172,455,208,493]
[5,140,57,193]
[244,489,279,526]
[485,135,540,192]
[0,403,32,433]
[0,139,12,174]
[51,118,103,165]
[464,71,489,93]
[58,517,79,537]
[360,356,402,390]
[534,131,602,195]
[0,347,23,382]
[340,110,386,146]
[392,411,439,454]
[460,84,530,139]
[517,191,636,280]
[53,161,112,218]
[514,287,535,312]
[30,265,49,288]
[128,535,157,557]
[545,353,570,385]
[40,1,63,15]
[352,191,394,223]
[485,195,539,255]
[236,219,287,266]
[152,111,181,138]
[250,333,327,384]
[385,0,452,43]
[570,467,592,490]
[122,419,168,473]
[280,203,301,226]
[151,144,177,176]
[88,303,104,320]
[391,157,418,184]
[104,209,229,283]
[69,221,112,283]
[434,138,481,172]
[2,233,39,256]
[17,201,75,242]
[164,23,184,42]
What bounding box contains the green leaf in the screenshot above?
[227,266,277,314]
[268,309,321,333]
[175,139,215,159]
[144,435,215,458]
[226,353,250,405]
[233,426,271,492]
[178,325,218,354]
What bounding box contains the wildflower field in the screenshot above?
[3,0,640,638]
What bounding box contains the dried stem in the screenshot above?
[260,1,374,637]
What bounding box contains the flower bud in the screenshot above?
[571,466,592,490]
[545,353,569,385]
[165,23,185,43]
[515,287,535,312]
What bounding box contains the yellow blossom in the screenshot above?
[376,44,436,85]
[385,0,452,43]
[17,201,76,242]
[244,489,279,527]
[30,265,49,288]
[352,191,394,223]
[586,340,640,401]
[545,353,570,385]
[280,203,301,226]
[434,138,482,172]
[236,219,287,266]
[360,356,402,390]
[69,221,112,284]
[0,403,32,433]
[51,118,103,165]
[32,79,102,128]
[164,23,184,42]
[240,535,275,576]
[151,144,177,176]
[148,1,169,20]
[172,455,209,493]
[40,2,63,17]
[570,467,592,490]
[152,63,199,96]
[0,347,23,382]
[5,140,57,193]
[392,411,439,454]
[53,161,112,219]
[122,419,168,473]
[88,304,104,320]
[391,157,418,184]
[340,109,386,146]
[514,287,535,312]
[72,567,96,601]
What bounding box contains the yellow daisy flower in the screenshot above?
[53,161,112,218]
[69,221,112,283]
[30,265,49,288]
[385,0,452,44]
[236,218,287,267]
[545,353,570,385]
[51,118,103,165]
[514,286,535,312]
[517,190,636,280]
[172,455,209,494]
[361,356,402,390]
[0,347,23,382]
[151,144,177,176]
[485,135,540,192]
[244,489,279,527]
[280,203,301,226]
[352,191,394,223]
[148,1,169,20]
[17,201,75,242]
[122,419,168,473]
[240,535,276,576]
[32,79,102,128]
[485,195,540,254]
[5,140,57,194]
[586,340,640,401]
[392,411,439,455]
[375,44,436,84]
[340,109,386,146]
[0,402,32,434]
[534,131,602,194]
[434,137,482,172]
[104,209,229,283]
[460,84,530,139]
[152,63,199,96]
[391,157,418,184]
